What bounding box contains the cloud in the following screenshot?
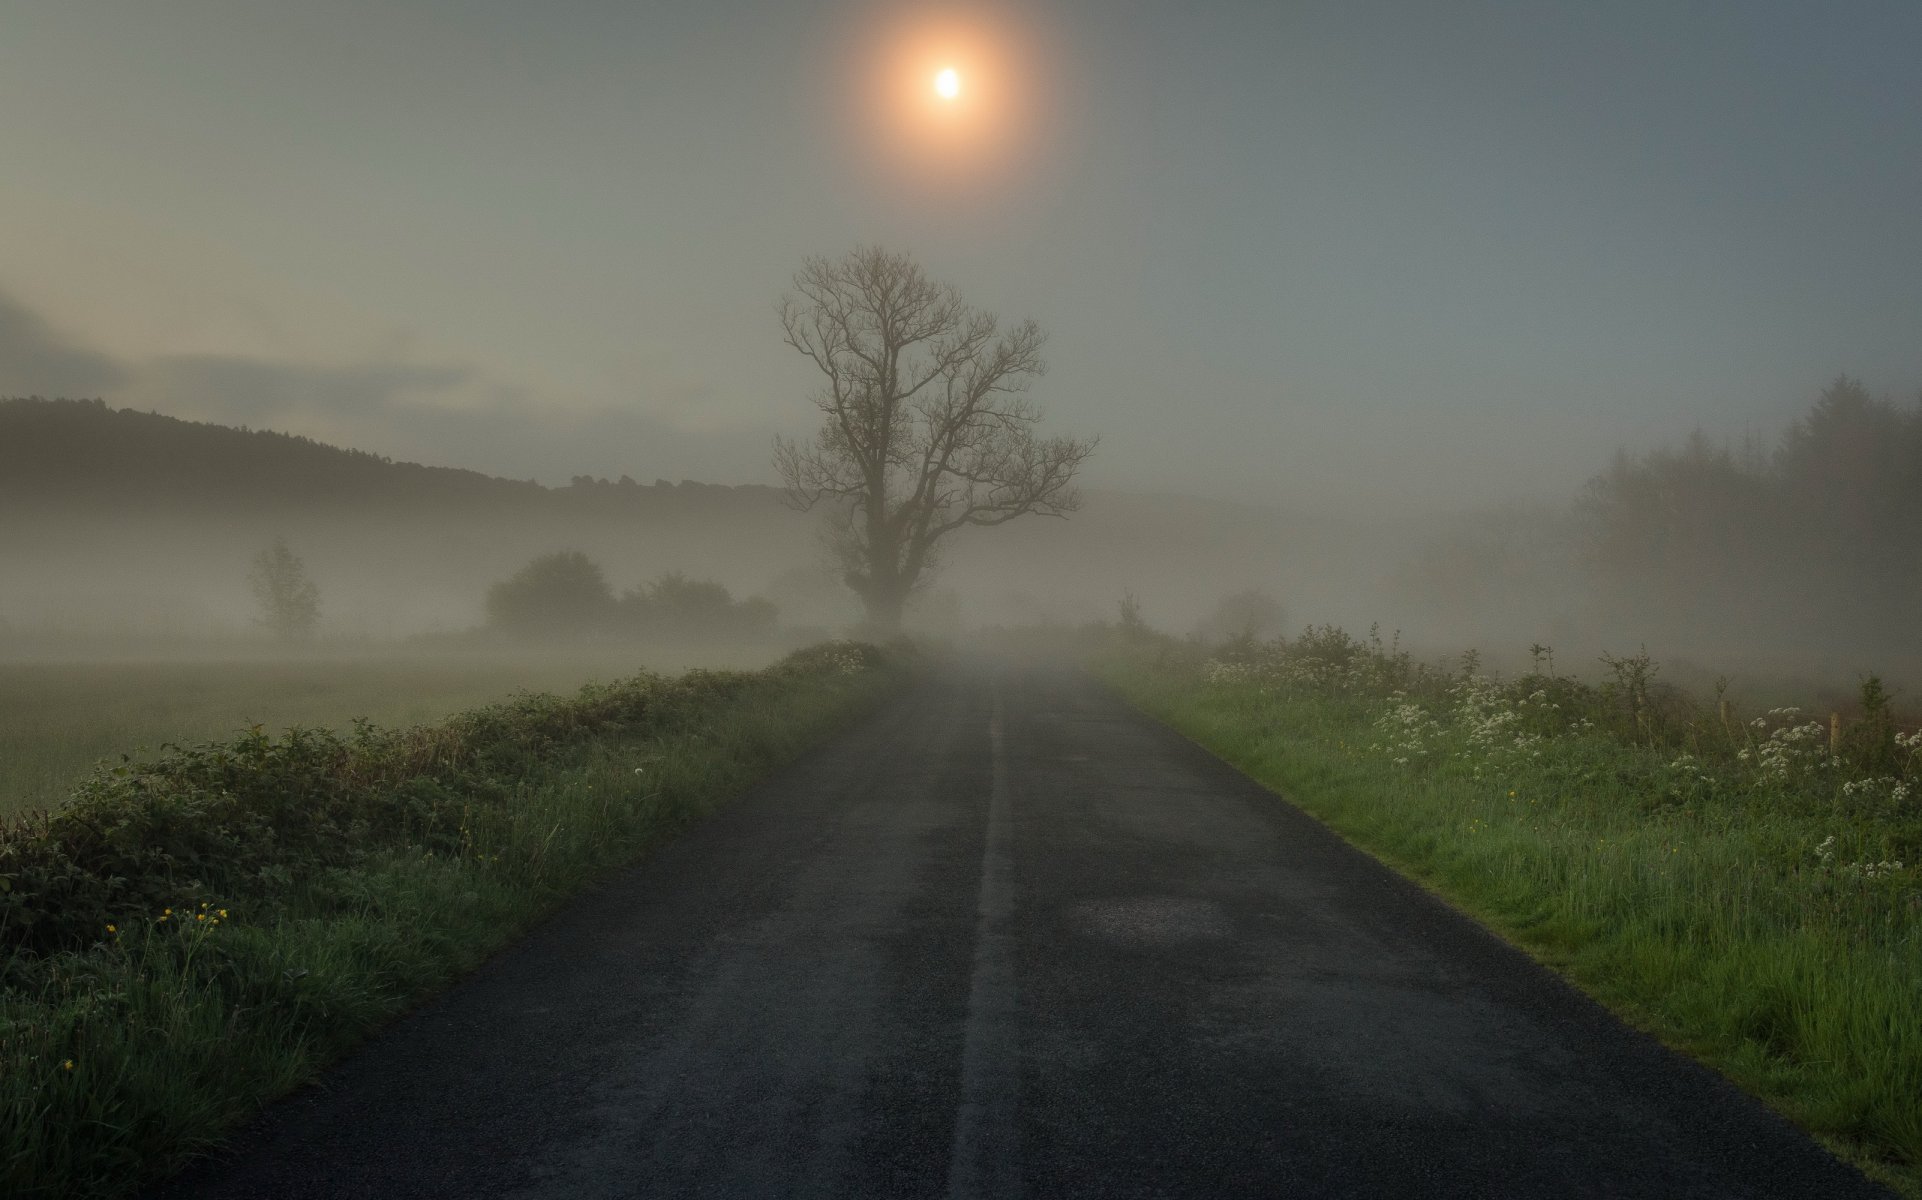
[134,349,777,485]
[139,354,472,425]
[0,290,131,396]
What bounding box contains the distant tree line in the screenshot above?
[1576,375,1921,641]
[484,550,776,640]
[1579,375,1921,581]
[1398,375,1922,656]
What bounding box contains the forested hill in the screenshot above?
[0,396,786,517]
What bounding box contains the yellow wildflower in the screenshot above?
[105,924,116,934]
[62,1060,74,1071]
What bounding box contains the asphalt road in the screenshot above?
[151,662,1893,1199]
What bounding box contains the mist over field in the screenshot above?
[3,383,1917,694]
[3,0,1920,788]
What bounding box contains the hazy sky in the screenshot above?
[3,0,1919,513]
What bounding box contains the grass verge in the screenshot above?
[1,641,909,1198]
[1095,639,1920,1200]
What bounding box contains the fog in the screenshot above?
[5,386,1918,706]
[3,2,1921,705]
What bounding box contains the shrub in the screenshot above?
[619,572,779,638]
[484,551,617,637]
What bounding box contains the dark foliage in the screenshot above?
[0,643,891,966]
[1577,375,1922,645]
[619,571,778,638]
[481,552,780,641]
[484,551,618,636]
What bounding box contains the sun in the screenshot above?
[934,67,961,100]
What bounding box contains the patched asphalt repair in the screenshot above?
[148,662,1895,1199]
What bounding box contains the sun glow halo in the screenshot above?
[842,6,1062,194]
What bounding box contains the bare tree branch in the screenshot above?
[772,247,1096,631]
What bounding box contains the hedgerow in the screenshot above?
[1,639,903,1197]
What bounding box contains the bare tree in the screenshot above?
[774,246,1096,632]
[248,536,320,641]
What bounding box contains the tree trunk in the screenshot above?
[861,582,907,636]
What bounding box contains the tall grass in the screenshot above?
[1097,630,1920,1198]
[1,642,907,1198]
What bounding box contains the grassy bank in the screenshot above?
[1,641,908,1198]
[1096,631,1920,1198]
[0,643,792,818]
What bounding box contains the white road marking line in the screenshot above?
[947,678,1022,1200]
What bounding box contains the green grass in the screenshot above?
[1097,644,1921,1200]
[2,642,907,1198]
[0,645,785,817]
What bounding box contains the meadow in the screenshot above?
[0,643,788,818]
[1097,627,1921,1199]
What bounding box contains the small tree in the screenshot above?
[1117,591,1149,640]
[1196,589,1286,645]
[485,550,616,638]
[774,246,1096,633]
[248,537,320,640]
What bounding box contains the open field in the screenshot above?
[1096,631,1922,1198]
[0,643,791,817]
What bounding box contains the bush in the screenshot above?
[484,551,617,637]
[619,571,779,638]
[0,682,658,964]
